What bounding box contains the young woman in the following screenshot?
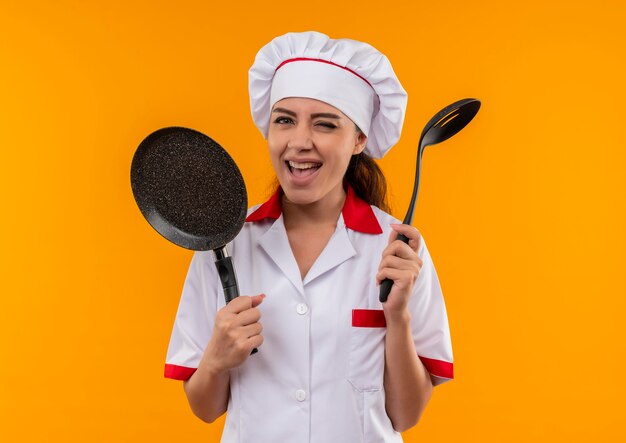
[164,31,453,443]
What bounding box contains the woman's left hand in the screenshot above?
[376,224,423,320]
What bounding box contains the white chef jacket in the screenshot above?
[165,185,453,443]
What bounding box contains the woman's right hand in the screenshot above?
[201,294,265,374]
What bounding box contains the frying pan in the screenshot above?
[130,126,248,306]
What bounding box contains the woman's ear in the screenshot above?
[353,130,367,155]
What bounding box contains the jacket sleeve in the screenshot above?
[164,251,220,381]
[409,237,454,386]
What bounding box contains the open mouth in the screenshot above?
[286,160,322,178]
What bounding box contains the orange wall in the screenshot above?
[1,0,624,441]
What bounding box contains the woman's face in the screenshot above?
[267,97,367,206]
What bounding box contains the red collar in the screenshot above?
[245,185,382,234]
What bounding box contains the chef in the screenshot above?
[164,31,453,443]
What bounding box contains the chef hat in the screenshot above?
[248,31,408,158]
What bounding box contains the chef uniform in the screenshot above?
[164,31,453,443]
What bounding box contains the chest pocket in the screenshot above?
[348,309,387,391]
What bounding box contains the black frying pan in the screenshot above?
[130,126,248,305]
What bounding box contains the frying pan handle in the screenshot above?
[378,233,410,303]
[215,255,240,303]
[213,248,258,355]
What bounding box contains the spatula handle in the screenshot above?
[378,233,410,303]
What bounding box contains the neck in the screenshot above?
[282,184,346,230]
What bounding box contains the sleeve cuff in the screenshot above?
[164,364,198,381]
[418,355,453,382]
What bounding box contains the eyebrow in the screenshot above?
[272,107,342,119]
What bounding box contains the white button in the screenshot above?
[296,303,309,315]
[295,389,307,401]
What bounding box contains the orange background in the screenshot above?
[1,0,624,441]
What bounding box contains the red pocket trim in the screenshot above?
[352,309,387,327]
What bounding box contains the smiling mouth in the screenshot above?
[287,160,322,177]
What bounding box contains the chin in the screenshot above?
[281,186,323,206]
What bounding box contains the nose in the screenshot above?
[287,123,314,151]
